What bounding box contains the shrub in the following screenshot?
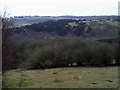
[94,44,114,66]
[15,36,117,69]
[114,44,120,65]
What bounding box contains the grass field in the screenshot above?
[3,67,118,88]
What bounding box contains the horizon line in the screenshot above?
[12,15,118,17]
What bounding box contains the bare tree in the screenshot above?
[2,12,17,71]
[0,14,2,90]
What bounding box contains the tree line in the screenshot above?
[13,37,119,70]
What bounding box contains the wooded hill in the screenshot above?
[14,17,118,39]
[12,16,118,27]
[3,16,119,70]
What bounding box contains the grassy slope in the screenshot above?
[3,67,118,88]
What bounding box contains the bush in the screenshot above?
[114,44,120,65]
[94,44,114,66]
[14,36,117,69]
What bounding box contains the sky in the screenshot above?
[0,0,119,16]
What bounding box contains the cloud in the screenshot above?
[0,0,119,16]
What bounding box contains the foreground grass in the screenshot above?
[3,67,118,88]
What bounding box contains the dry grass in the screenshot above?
[3,66,119,88]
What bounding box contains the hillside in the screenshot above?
[12,16,118,27]
[3,16,119,88]
[3,67,118,88]
[13,17,118,39]
[5,16,119,71]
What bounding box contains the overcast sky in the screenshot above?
[0,0,119,16]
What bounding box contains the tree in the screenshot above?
[2,12,17,71]
[94,44,114,66]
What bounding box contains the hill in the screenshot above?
[13,17,118,39]
[12,15,118,27]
